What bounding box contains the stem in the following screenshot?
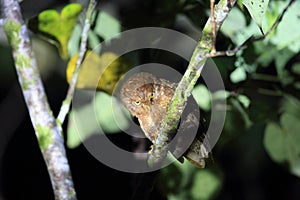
[57,0,97,124]
[207,0,296,58]
[210,0,216,53]
[1,0,76,199]
[148,0,237,166]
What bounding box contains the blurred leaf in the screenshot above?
[264,113,300,177]
[192,84,211,111]
[235,51,257,73]
[291,63,300,75]
[270,1,300,53]
[68,24,82,57]
[67,91,130,148]
[212,90,230,100]
[158,164,183,195]
[67,103,99,148]
[94,11,121,40]
[94,92,129,133]
[230,98,252,128]
[237,94,251,108]
[254,42,277,67]
[264,123,285,163]
[262,1,280,34]
[28,3,83,59]
[274,48,295,78]
[190,169,223,200]
[230,67,247,83]
[281,95,300,119]
[67,50,132,95]
[220,108,245,145]
[159,159,223,200]
[221,8,261,45]
[88,30,101,53]
[243,0,270,28]
[221,7,246,39]
[254,43,295,82]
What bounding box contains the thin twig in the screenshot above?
[210,0,216,53]
[206,0,296,58]
[57,0,97,124]
[1,0,76,199]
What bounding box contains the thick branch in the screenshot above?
[148,0,237,165]
[57,0,97,124]
[2,0,76,199]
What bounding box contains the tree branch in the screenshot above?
[57,0,97,124]
[148,0,237,166]
[206,0,296,58]
[1,0,76,199]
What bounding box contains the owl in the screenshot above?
[120,72,208,168]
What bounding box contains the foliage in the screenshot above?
[8,0,299,199]
[28,3,83,59]
[66,51,131,94]
[65,0,300,198]
[158,159,223,200]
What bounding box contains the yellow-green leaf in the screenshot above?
[29,3,83,59]
[66,51,132,95]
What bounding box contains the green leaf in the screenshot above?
[275,48,295,78]
[192,84,211,111]
[264,122,286,163]
[159,159,223,200]
[281,95,300,119]
[270,1,300,53]
[221,7,246,39]
[243,0,270,27]
[94,11,121,40]
[94,92,129,133]
[264,113,300,177]
[230,67,247,83]
[190,169,223,200]
[29,3,83,59]
[67,91,129,148]
[68,24,81,58]
[212,90,230,100]
[291,63,300,75]
[221,7,261,45]
[67,104,99,148]
[237,94,251,108]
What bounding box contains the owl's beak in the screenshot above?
[141,104,150,111]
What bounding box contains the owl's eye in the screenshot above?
[150,92,155,99]
[134,101,141,105]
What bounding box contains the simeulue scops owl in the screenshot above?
[120,72,208,168]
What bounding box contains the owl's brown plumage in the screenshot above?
[120,72,208,168]
[120,72,177,141]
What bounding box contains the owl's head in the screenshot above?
[120,72,157,117]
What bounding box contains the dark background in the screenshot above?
[1,0,300,199]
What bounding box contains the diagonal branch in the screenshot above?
[148,0,237,166]
[57,0,97,124]
[1,0,76,199]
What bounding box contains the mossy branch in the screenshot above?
[148,0,237,166]
[2,0,76,199]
